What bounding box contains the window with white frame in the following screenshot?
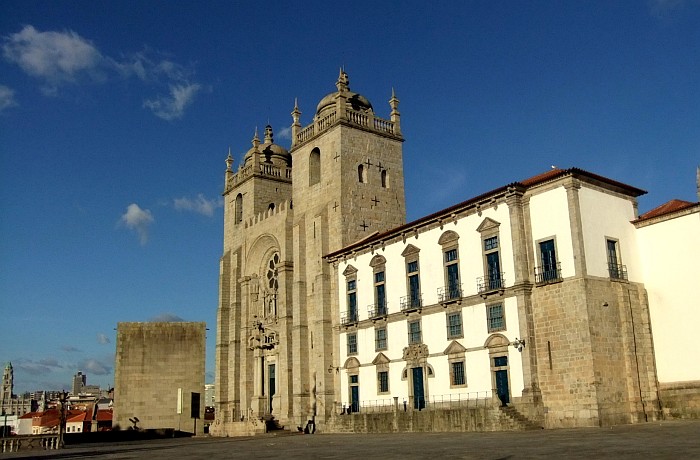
[347,332,358,355]
[486,303,505,332]
[446,311,463,339]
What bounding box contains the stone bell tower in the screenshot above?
[288,69,406,427]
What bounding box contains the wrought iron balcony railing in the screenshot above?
[341,310,358,325]
[608,263,628,281]
[400,295,422,312]
[437,284,462,302]
[535,263,562,285]
[477,273,505,293]
[367,302,388,319]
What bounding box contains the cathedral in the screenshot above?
[213,71,406,434]
[213,71,699,435]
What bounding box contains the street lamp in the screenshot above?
[57,390,68,448]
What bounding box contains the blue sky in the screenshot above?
[1,1,698,394]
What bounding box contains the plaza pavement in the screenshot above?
[2,420,699,459]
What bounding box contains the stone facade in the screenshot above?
[1,363,36,417]
[214,71,697,434]
[113,322,205,434]
[213,71,405,436]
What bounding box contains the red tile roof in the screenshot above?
[636,199,697,221]
[95,409,113,422]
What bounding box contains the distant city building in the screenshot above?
[1,363,37,417]
[204,384,215,407]
[72,371,86,395]
[113,322,206,434]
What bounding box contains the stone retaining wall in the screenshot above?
[659,381,700,419]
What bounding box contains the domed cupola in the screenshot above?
[315,69,373,118]
[243,125,291,167]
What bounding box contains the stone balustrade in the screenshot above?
[295,108,396,146]
[1,434,60,453]
[226,163,292,191]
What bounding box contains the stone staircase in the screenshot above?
[499,405,543,430]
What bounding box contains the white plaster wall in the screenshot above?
[636,211,700,383]
[335,203,525,406]
[528,187,575,279]
[578,187,640,280]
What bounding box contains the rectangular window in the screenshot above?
[447,312,463,338]
[537,239,559,283]
[487,304,505,332]
[484,236,499,251]
[444,248,461,300]
[378,371,389,393]
[347,333,358,355]
[375,327,387,351]
[606,239,626,280]
[408,320,422,344]
[407,261,421,308]
[347,279,357,322]
[374,271,386,315]
[451,361,466,386]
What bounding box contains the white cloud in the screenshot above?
[174,194,222,217]
[78,358,112,376]
[149,313,185,322]
[97,333,110,345]
[277,126,292,140]
[119,203,154,245]
[61,345,81,352]
[2,25,104,94]
[143,83,202,120]
[0,85,17,112]
[2,25,204,118]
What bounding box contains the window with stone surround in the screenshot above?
[375,327,387,351]
[381,169,388,188]
[408,319,422,344]
[446,311,463,339]
[401,244,422,311]
[235,193,243,224]
[486,303,506,332]
[309,148,320,185]
[358,164,367,183]
[439,230,461,301]
[451,361,466,386]
[342,265,358,325]
[378,370,389,394]
[476,218,504,293]
[347,332,358,355]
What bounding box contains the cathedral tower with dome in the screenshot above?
[214,70,406,435]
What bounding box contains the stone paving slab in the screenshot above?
[2,420,699,459]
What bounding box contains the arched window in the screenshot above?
[309,148,321,185]
[358,164,366,183]
[381,169,388,188]
[235,193,243,224]
[268,203,275,212]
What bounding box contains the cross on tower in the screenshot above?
[359,220,369,231]
[376,161,383,171]
[333,202,339,211]
[371,196,380,206]
[333,152,341,162]
[364,158,373,168]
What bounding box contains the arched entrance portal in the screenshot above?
[485,334,511,406]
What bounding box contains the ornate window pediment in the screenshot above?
[401,244,420,257]
[443,340,467,356]
[438,230,460,246]
[476,217,501,233]
[369,254,386,267]
[372,352,390,365]
[343,264,358,276]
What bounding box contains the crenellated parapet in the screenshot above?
[225,161,292,194]
[242,199,292,229]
